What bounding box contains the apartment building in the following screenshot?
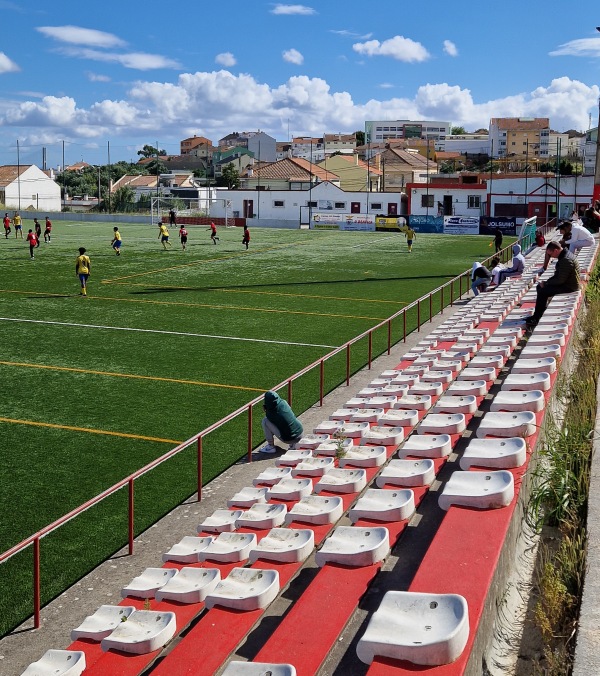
[489,117,550,159]
[365,119,450,144]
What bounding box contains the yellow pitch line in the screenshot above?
[0,288,384,320]
[101,243,305,284]
[0,417,181,444]
[0,361,264,392]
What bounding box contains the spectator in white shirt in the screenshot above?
[558,220,595,254]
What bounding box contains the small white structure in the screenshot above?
[0,165,61,211]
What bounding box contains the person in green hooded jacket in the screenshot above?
[261,390,304,454]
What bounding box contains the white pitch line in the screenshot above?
[0,317,337,349]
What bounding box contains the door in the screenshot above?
[351,202,361,213]
[443,195,453,216]
[243,199,254,218]
[387,202,398,216]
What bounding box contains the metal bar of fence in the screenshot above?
[368,331,373,369]
[403,309,406,342]
[287,379,293,407]
[346,344,350,385]
[441,285,444,313]
[417,299,421,331]
[33,537,40,629]
[319,360,324,406]
[429,292,433,322]
[450,280,454,306]
[247,404,253,463]
[197,437,203,501]
[459,274,462,298]
[128,479,134,556]
[387,319,392,354]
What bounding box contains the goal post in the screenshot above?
[150,195,212,227]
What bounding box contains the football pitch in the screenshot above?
[0,220,511,635]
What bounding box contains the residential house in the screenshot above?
[290,137,324,162]
[0,164,61,211]
[212,146,255,179]
[379,147,438,191]
[489,117,550,159]
[180,135,212,157]
[323,133,356,156]
[407,179,488,219]
[317,153,381,192]
[217,131,277,162]
[437,133,491,156]
[240,157,340,192]
[111,174,159,201]
[276,142,292,160]
[66,161,92,173]
[548,131,570,158]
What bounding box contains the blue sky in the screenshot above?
[1,0,600,168]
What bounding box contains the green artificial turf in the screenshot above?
[0,220,514,635]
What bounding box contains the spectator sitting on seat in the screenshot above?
[497,244,525,285]
[525,241,580,328]
[261,390,304,454]
[471,261,492,296]
[489,256,505,286]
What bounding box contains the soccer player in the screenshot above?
[158,222,171,249]
[35,218,42,246]
[404,226,416,253]
[26,229,38,259]
[179,225,188,251]
[3,213,11,238]
[242,225,250,249]
[13,212,23,238]
[208,221,220,244]
[75,247,91,296]
[111,227,122,255]
[43,218,52,242]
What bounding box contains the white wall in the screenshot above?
[4,165,61,211]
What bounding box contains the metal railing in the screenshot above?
[0,227,542,632]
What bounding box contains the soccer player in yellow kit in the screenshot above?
[404,227,416,253]
[111,227,122,255]
[75,247,91,296]
[158,223,171,249]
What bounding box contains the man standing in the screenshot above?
[75,247,91,296]
[3,213,11,238]
[26,229,38,259]
[404,225,416,253]
[158,222,171,249]
[525,242,579,328]
[494,227,503,253]
[13,212,22,238]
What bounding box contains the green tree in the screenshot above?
[451,126,466,135]
[112,186,135,212]
[219,164,240,189]
[144,158,169,175]
[354,130,365,146]
[137,144,166,159]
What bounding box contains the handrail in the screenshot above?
[0,229,537,631]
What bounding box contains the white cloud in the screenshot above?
[1,71,597,151]
[215,52,236,67]
[87,72,111,82]
[443,40,458,57]
[550,37,600,57]
[0,52,19,73]
[61,47,180,70]
[353,36,430,63]
[283,48,304,65]
[379,83,394,89]
[36,25,127,48]
[331,29,373,39]
[270,4,316,15]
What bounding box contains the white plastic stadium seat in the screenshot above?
[376,459,435,487]
[204,568,280,611]
[398,434,452,459]
[22,650,86,676]
[248,527,314,564]
[356,591,469,666]
[315,526,390,567]
[101,610,177,654]
[121,568,178,599]
[284,495,344,525]
[199,532,258,562]
[460,437,527,470]
[162,535,213,564]
[349,488,415,523]
[155,567,221,604]
[71,605,136,641]
[438,470,514,510]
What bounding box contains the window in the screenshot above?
[334,202,345,209]
[468,196,481,208]
[307,201,317,207]
[421,194,434,208]
[273,200,284,207]
[511,142,516,146]
[370,202,382,210]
